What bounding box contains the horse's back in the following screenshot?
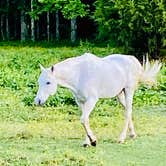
[103,54,140,67]
[78,53,142,73]
[103,54,143,77]
[70,53,143,84]
[77,53,143,84]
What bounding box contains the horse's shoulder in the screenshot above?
[72,53,100,67]
[80,53,99,61]
[62,53,98,64]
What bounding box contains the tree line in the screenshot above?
[0,0,95,42]
[0,0,166,58]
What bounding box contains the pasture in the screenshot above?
[0,42,166,165]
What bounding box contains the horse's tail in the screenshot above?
[141,56,162,86]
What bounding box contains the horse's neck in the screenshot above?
[54,60,79,92]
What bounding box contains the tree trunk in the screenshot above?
[21,10,26,41]
[36,20,39,40]
[31,0,35,41]
[6,15,9,40]
[14,13,17,39]
[55,11,59,41]
[6,0,9,40]
[47,12,50,41]
[1,15,5,40]
[71,18,77,43]
[150,34,161,59]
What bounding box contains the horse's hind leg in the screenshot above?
[119,88,136,143]
[118,90,136,139]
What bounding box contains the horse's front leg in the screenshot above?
[80,97,97,147]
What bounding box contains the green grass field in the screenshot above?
[0,42,166,166]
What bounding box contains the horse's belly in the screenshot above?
[98,80,125,98]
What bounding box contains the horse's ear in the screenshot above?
[39,64,45,71]
[51,65,54,72]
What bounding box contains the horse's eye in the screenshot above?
[46,82,51,85]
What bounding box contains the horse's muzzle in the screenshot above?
[34,97,43,106]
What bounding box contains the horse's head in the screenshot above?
[35,64,57,105]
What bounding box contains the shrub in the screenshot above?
[94,0,166,58]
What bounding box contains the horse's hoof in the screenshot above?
[83,143,90,148]
[91,140,97,146]
[118,139,125,144]
[130,134,137,139]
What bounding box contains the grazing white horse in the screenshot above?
[35,53,161,146]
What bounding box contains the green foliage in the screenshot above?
[61,0,89,19]
[30,0,89,19]
[94,0,166,57]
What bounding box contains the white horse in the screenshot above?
[35,53,161,146]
